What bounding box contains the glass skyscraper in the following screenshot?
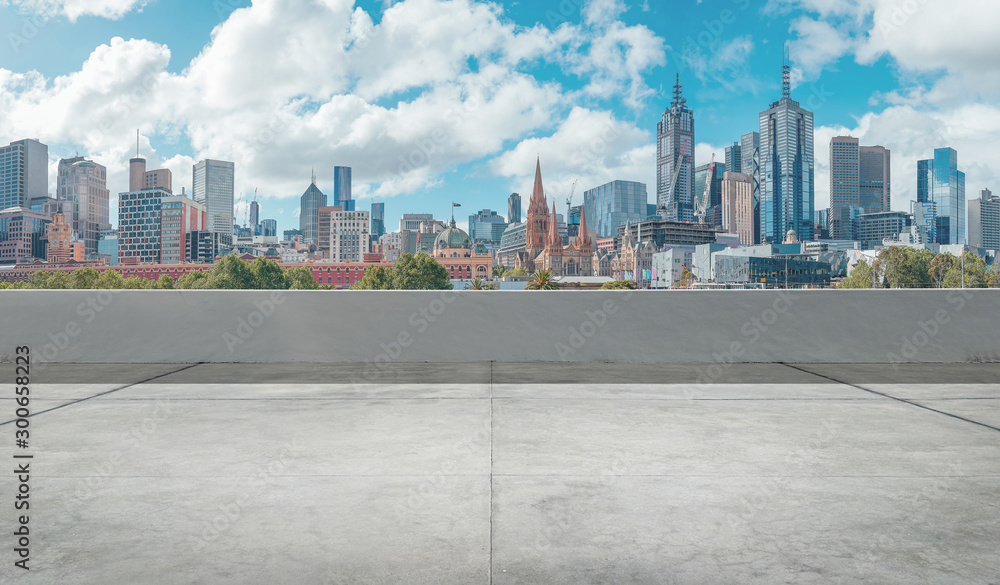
[57,156,111,256]
[299,177,327,245]
[917,147,965,245]
[859,146,890,214]
[333,166,354,211]
[829,136,860,240]
[759,62,815,243]
[370,202,386,240]
[657,76,695,221]
[507,193,521,225]
[583,180,648,239]
[724,142,741,174]
[192,159,235,234]
[0,139,48,210]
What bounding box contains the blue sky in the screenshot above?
[1,0,998,235]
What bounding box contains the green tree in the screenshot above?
[149,275,175,289]
[249,257,289,289]
[838,260,876,288]
[286,267,319,290]
[525,269,559,290]
[492,265,506,278]
[464,278,495,290]
[601,279,637,290]
[942,252,987,288]
[351,265,394,290]
[28,271,53,289]
[175,271,210,289]
[70,267,101,289]
[929,253,955,288]
[508,265,529,277]
[875,246,933,288]
[206,255,254,289]
[987,264,1000,288]
[390,253,452,290]
[95,269,126,289]
[122,276,148,289]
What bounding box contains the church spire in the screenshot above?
[548,202,562,251]
[531,157,546,209]
[577,201,591,247]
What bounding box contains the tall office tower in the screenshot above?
[299,173,327,245]
[468,209,508,243]
[759,54,815,242]
[724,142,742,174]
[119,187,170,264]
[508,193,522,224]
[721,172,756,245]
[333,166,354,211]
[249,200,260,228]
[260,219,277,237]
[0,139,48,210]
[370,202,386,241]
[159,195,206,264]
[192,159,235,235]
[917,147,965,245]
[741,131,761,200]
[859,146,890,214]
[57,157,111,256]
[583,180,648,239]
[815,208,830,239]
[0,206,50,263]
[400,213,434,232]
[969,188,1000,249]
[657,75,695,221]
[318,206,369,262]
[829,136,860,240]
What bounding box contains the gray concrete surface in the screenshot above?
[1,363,998,584]
[2,289,1000,364]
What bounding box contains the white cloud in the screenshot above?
[0,0,667,213]
[2,0,147,21]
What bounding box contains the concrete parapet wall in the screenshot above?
[1,289,998,365]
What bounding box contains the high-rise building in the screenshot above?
[910,200,937,244]
[370,202,386,240]
[0,139,48,210]
[333,166,354,211]
[721,172,756,245]
[260,219,277,237]
[159,195,207,264]
[829,136,860,240]
[917,147,965,245]
[508,193,522,224]
[299,174,327,245]
[143,169,172,193]
[192,159,235,235]
[119,188,170,264]
[693,163,725,227]
[969,188,1000,250]
[583,180,648,239]
[57,157,111,256]
[860,211,911,249]
[468,209,508,243]
[657,75,695,221]
[724,142,742,174]
[0,206,50,263]
[759,56,815,243]
[318,206,369,262]
[249,200,260,228]
[400,213,434,232]
[815,208,830,240]
[859,146,890,214]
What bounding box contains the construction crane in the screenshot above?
[695,152,715,224]
[565,179,578,223]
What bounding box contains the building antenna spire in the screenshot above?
[136,129,140,158]
[672,73,685,108]
[782,44,791,99]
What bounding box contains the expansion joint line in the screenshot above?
[782,363,1000,434]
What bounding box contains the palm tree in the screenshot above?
[525,269,559,290]
[465,278,494,290]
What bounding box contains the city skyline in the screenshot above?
[1,0,998,237]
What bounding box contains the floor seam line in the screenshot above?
[782,363,1000,434]
[0,363,204,426]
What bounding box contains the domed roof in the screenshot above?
[786,228,797,237]
[435,219,470,249]
[265,248,279,256]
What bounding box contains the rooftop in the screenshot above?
[4,362,998,584]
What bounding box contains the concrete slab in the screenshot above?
[2,363,998,584]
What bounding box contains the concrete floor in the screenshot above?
[1,363,998,584]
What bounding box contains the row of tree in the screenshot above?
[0,256,321,290]
[838,249,1000,288]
